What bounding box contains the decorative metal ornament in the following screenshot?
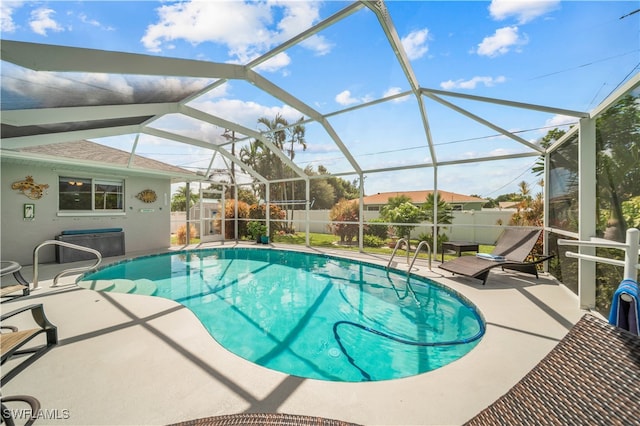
[136,189,157,203]
[11,176,49,200]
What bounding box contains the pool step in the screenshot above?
[76,279,116,292]
[77,278,157,296]
[132,279,158,296]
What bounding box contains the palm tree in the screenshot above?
[171,185,199,211]
[248,114,307,230]
[285,117,307,228]
[422,193,454,249]
[239,141,264,199]
[257,114,289,204]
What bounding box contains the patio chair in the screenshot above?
[1,261,30,301]
[439,228,553,285]
[465,314,640,425]
[1,394,41,426]
[1,304,58,385]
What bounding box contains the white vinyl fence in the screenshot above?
[172,209,516,244]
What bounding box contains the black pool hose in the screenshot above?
[332,314,486,381]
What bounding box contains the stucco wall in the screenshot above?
[2,162,172,265]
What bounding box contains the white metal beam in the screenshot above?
[422,87,589,118]
[245,69,363,175]
[578,117,597,310]
[143,126,268,184]
[424,92,545,153]
[590,72,640,118]
[179,104,307,180]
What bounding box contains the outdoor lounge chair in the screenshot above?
[1,394,41,426]
[439,228,553,285]
[1,261,30,301]
[1,304,58,385]
[465,314,640,425]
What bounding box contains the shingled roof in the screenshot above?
[13,140,197,179]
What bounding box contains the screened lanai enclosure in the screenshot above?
[1,1,639,316]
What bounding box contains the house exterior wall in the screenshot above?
[365,201,484,212]
[2,162,171,265]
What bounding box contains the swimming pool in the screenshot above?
[78,248,484,382]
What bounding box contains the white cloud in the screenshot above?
[141,1,329,70]
[335,90,374,106]
[401,28,430,60]
[489,0,560,24]
[440,76,506,90]
[383,87,410,103]
[29,7,64,36]
[1,0,24,32]
[254,52,292,73]
[192,97,305,132]
[475,26,527,57]
[78,12,114,31]
[335,90,359,106]
[545,114,577,129]
[276,1,333,56]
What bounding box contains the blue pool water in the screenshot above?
[78,248,484,382]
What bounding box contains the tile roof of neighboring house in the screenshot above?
[17,140,195,176]
[362,190,486,205]
[499,201,521,209]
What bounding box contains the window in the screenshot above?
[59,177,124,212]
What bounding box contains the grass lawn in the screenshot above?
[170,231,495,262]
[273,232,494,262]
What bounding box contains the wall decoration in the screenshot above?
[23,203,35,220]
[136,189,157,203]
[11,176,49,200]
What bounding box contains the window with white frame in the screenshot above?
[59,176,124,212]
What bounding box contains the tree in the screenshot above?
[308,179,336,210]
[316,165,359,201]
[421,193,454,250]
[532,128,567,176]
[241,114,307,227]
[596,94,640,241]
[509,180,544,227]
[171,186,199,211]
[380,195,412,219]
[283,117,307,227]
[382,201,421,249]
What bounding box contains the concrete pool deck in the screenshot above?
[1,242,588,425]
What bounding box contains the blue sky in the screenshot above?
[1,1,638,198]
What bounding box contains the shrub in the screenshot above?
[363,234,384,248]
[365,218,389,239]
[417,232,449,252]
[248,203,286,237]
[329,199,359,243]
[176,224,196,245]
[247,221,267,241]
[224,200,250,239]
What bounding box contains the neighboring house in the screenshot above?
[1,140,198,265]
[362,190,486,212]
[498,201,521,210]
